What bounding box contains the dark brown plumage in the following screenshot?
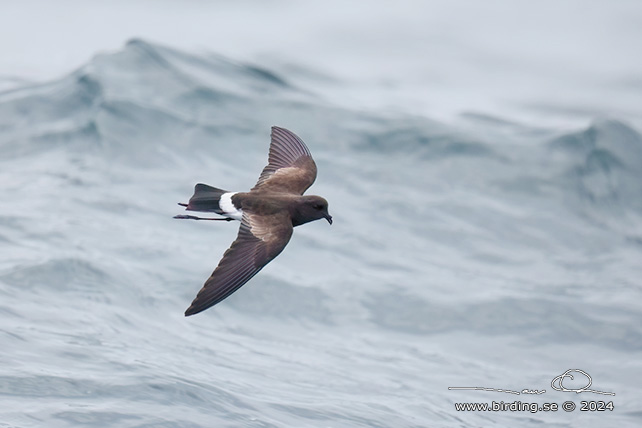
[175,127,332,316]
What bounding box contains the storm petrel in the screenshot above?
[175,126,332,316]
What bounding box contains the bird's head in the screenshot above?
[293,196,332,226]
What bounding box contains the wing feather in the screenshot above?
[184,212,293,316]
[251,127,317,195]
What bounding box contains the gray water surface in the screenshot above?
[1,39,641,427]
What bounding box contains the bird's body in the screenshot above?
[175,127,331,316]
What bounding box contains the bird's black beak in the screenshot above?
[325,214,333,225]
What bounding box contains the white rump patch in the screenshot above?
[219,192,243,221]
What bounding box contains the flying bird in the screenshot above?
[175,127,332,316]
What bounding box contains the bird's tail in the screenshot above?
[182,183,229,213]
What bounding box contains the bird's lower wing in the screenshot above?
[184,213,293,316]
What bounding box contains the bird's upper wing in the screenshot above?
[251,126,317,195]
[184,212,293,316]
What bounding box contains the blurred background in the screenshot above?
[1,1,641,427]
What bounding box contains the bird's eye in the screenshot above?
[314,204,324,210]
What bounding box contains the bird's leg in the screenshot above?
[173,214,233,221]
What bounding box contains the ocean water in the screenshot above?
[1,37,641,428]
